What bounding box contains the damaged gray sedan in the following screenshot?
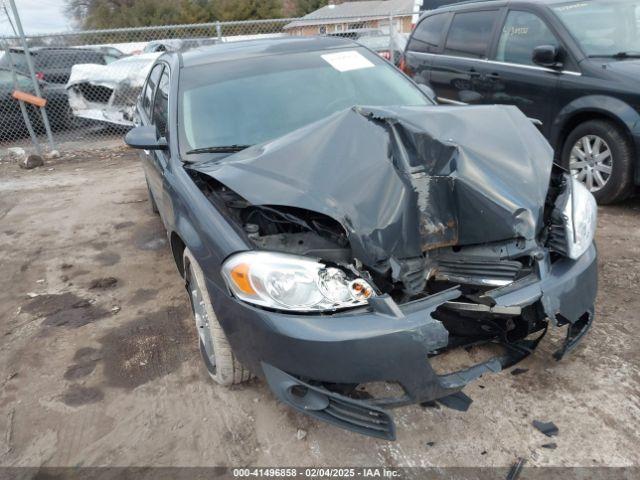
[124,37,597,440]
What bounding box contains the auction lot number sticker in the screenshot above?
[321,50,375,72]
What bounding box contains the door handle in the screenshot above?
[487,72,500,79]
[468,68,481,77]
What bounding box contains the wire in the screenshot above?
[1,1,18,36]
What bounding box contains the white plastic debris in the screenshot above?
[7,147,26,159]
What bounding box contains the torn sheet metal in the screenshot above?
[191,105,553,275]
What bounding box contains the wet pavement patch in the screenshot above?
[22,292,110,329]
[61,385,104,406]
[89,277,118,289]
[94,251,121,266]
[65,347,103,380]
[133,221,168,251]
[73,347,103,363]
[129,288,159,306]
[91,241,108,250]
[64,362,97,381]
[97,305,196,389]
[114,221,135,230]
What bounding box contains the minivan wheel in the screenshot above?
[561,120,634,204]
[183,248,252,385]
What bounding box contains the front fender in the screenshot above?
[164,164,250,287]
[552,95,640,154]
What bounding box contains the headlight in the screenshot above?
[221,251,375,312]
[562,177,597,259]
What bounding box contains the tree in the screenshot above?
[214,0,283,21]
[65,0,287,29]
[294,0,329,16]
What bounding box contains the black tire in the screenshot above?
[146,178,159,214]
[561,119,634,204]
[184,248,252,385]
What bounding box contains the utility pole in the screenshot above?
[6,0,56,152]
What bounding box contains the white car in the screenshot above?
[66,53,161,127]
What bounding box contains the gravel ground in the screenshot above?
[0,148,639,469]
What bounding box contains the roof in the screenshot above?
[428,0,565,13]
[179,36,360,68]
[9,46,98,54]
[284,0,416,29]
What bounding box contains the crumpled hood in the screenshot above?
[192,104,553,269]
[599,58,640,82]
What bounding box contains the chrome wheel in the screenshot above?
[569,134,612,192]
[189,267,216,371]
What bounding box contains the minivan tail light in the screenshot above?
[35,72,45,81]
[398,56,411,75]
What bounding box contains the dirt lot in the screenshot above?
[0,148,639,468]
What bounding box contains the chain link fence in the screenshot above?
[0,12,413,155]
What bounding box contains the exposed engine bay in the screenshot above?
[189,164,569,359]
[187,104,595,362]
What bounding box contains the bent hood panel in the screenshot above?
[192,105,553,270]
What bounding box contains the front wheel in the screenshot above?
[561,120,634,204]
[183,248,252,385]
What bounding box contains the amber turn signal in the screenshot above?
[229,263,255,294]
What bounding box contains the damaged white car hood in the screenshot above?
[66,52,161,89]
[66,53,161,127]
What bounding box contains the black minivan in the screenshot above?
[401,0,640,203]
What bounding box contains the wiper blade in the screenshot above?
[589,51,640,59]
[186,144,251,154]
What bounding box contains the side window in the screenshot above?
[142,64,163,117]
[407,14,449,53]
[495,11,559,65]
[152,68,170,137]
[444,10,499,58]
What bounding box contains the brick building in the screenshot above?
[284,0,418,37]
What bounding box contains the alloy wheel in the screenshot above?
[569,134,613,192]
[188,266,216,371]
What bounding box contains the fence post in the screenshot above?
[1,40,43,157]
[389,14,394,55]
[7,0,56,153]
[216,21,222,40]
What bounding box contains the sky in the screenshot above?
[0,0,72,36]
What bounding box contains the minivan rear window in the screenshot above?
[408,13,449,53]
[444,10,499,58]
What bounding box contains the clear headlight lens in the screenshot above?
[221,251,375,312]
[562,177,597,259]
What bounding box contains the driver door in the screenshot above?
[138,63,169,217]
[486,9,568,138]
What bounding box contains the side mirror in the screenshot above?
[532,45,561,68]
[417,83,437,103]
[125,125,167,150]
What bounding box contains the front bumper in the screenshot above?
[207,244,597,440]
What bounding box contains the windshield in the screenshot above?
[0,69,31,89]
[179,48,430,154]
[552,0,640,56]
[0,52,30,72]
